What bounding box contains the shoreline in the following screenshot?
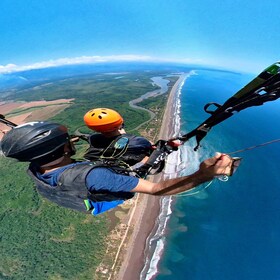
[116,73,188,280]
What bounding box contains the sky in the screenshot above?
[0,0,279,74]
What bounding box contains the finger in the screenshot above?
[216,153,232,163]
[70,137,80,143]
[215,152,222,159]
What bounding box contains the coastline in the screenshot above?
[116,73,188,280]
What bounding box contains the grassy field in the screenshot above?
[0,70,178,279]
[6,72,159,133]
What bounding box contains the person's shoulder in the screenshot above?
[88,133,108,145]
[124,133,148,141]
[125,134,151,147]
[89,133,105,140]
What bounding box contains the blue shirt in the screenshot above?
[35,162,139,215]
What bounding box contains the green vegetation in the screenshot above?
[136,93,168,140]
[6,72,159,133]
[135,76,179,141]
[0,70,178,279]
[0,158,109,280]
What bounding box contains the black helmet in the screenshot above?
[1,121,70,165]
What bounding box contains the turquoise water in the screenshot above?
[156,69,280,280]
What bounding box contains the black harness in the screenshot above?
[81,133,177,178]
[84,133,152,166]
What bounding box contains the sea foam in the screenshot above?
[140,72,196,280]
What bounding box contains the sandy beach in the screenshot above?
[116,73,188,280]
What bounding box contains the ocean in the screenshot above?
[142,69,280,280]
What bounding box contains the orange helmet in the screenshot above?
[84,108,124,132]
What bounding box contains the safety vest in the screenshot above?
[28,162,134,213]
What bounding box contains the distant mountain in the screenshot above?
[0,62,191,93]
[12,61,194,80]
[0,61,237,95]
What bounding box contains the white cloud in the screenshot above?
[0,54,204,74]
[0,55,153,74]
[0,63,18,73]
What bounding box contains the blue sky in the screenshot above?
[0,0,279,74]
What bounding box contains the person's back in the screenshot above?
[83,108,152,166]
[84,133,152,166]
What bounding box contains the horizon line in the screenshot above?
[0,54,242,75]
[0,55,203,74]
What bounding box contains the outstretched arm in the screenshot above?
[131,153,233,196]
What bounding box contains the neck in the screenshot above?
[103,130,121,138]
[40,156,74,174]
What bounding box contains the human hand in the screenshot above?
[167,139,183,149]
[198,153,233,180]
[70,136,80,143]
[118,128,126,134]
